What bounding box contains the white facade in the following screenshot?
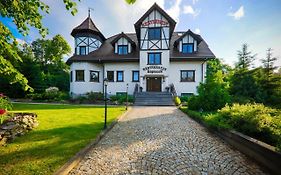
[68,4,214,97]
[70,62,103,95]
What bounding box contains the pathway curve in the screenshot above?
[70,107,266,175]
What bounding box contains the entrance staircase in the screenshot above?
[134,92,175,106]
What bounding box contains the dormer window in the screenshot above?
[118,45,128,55]
[79,46,86,55]
[182,43,194,53]
[148,27,161,40]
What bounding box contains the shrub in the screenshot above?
[110,94,134,104]
[86,92,104,103]
[174,96,181,106]
[187,96,202,111]
[180,96,189,103]
[205,103,281,150]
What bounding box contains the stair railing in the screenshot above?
[169,83,177,97]
[133,83,139,97]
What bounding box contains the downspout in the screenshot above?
[201,58,207,82]
[100,59,105,94]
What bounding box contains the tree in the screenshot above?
[31,35,71,71]
[261,48,277,78]
[236,43,256,69]
[259,49,281,105]
[188,58,231,111]
[0,0,79,91]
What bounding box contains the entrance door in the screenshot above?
[147,77,161,92]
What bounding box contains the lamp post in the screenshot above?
[126,83,128,110]
[104,78,108,129]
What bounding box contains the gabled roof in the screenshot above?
[174,29,203,46]
[171,32,215,60]
[110,32,136,47]
[134,3,176,40]
[66,32,215,65]
[71,17,106,41]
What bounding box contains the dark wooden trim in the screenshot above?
[182,43,194,53]
[116,70,124,82]
[132,70,140,82]
[79,46,87,55]
[147,52,162,65]
[75,70,85,82]
[117,45,128,55]
[180,70,195,82]
[89,70,100,82]
[107,71,114,82]
[148,27,162,40]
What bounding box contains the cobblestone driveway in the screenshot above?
[70,107,266,175]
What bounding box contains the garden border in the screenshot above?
[54,107,132,175]
[178,108,281,175]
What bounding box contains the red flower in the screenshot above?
[0,93,4,97]
[0,109,6,115]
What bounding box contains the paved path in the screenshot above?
[70,107,266,175]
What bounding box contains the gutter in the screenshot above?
[201,58,207,82]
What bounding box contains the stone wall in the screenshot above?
[0,113,38,146]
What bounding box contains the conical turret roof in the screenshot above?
[71,17,106,41]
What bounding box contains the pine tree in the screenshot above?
[236,43,256,69]
[261,48,277,79]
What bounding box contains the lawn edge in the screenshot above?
[54,107,132,175]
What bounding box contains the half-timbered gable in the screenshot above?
[174,30,203,53]
[110,32,135,54]
[134,3,176,50]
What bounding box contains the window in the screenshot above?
[116,92,126,96]
[70,71,73,82]
[79,46,86,55]
[107,71,114,82]
[148,53,161,65]
[117,45,128,55]
[148,27,161,40]
[182,43,194,53]
[132,71,139,82]
[181,70,195,82]
[75,70,84,82]
[116,71,124,82]
[181,93,194,98]
[90,71,99,82]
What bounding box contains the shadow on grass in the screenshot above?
[0,123,104,174]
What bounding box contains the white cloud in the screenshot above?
[192,0,199,4]
[183,5,200,17]
[194,28,200,34]
[228,6,244,20]
[102,0,165,34]
[166,0,183,22]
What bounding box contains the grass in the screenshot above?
[0,103,125,175]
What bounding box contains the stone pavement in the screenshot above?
[70,107,267,175]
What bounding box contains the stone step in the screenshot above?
[134,102,175,106]
[134,92,174,106]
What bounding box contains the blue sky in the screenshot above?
[1,0,281,67]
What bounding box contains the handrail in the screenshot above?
[169,83,177,96]
[133,83,139,97]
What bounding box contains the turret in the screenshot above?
[71,13,106,55]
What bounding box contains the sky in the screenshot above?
[1,0,281,67]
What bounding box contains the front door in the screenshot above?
[147,77,161,92]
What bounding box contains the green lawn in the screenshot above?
[0,103,125,175]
